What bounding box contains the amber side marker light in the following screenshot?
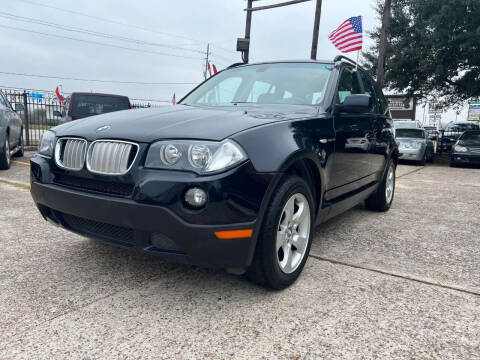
[214,229,253,239]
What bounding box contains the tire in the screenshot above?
[418,151,427,166]
[365,158,395,212]
[246,175,315,290]
[13,132,24,158]
[0,135,11,170]
[428,150,434,163]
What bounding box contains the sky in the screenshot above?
[0,0,467,124]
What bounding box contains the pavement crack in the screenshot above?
[396,165,427,180]
[309,254,480,297]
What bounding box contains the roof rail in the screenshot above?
[333,55,364,70]
[227,62,246,69]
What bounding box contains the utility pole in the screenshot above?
[376,0,392,88]
[310,0,323,60]
[243,0,253,63]
[238,0,314,63]
[203,43,210,80]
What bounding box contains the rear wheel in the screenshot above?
[0,135,11,170]
[246,175,314,290]
[365,158,395,212]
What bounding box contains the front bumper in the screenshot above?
[450,152,480,166]
[30,156,275,268]
[398,148,424,161]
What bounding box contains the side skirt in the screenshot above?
[316,182,378,224]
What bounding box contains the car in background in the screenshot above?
[396,128,434,165]
[0,90,23,170]
[439,122,480,152]
[423,125,440,141]
[394,120,422,129]
[450,130,480,167]
[54,92,131,123]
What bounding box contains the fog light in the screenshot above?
[184,187,207,208]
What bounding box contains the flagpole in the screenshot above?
[356,15,362,71]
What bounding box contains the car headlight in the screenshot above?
[411,142,421,149]
[37,130,56,158]
[454,145,468,152]
[145,139,247,174]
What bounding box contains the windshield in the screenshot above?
[71,94,130,116]
[394,122,418,129]
[396,129,425,138]
[181,63,333,107]
[446,123,479,131]
[460,132,480,141]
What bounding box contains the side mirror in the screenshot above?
[15,103,25,112]
[53,110,62,117]
[336,94,373,114]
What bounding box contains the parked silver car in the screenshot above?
[396,128,434,165]
[0,91,23,170]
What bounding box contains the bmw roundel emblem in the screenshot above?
[96,125,111,133]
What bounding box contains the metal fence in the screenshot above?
[1,87,168,148]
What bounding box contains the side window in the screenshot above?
[359,71,380,113]
[337,68,362,103]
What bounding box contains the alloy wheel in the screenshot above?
[276,193,311,274]
[385,164,395,204]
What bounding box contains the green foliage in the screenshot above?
[364,0,480,105]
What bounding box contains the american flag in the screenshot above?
[329,16,363,54]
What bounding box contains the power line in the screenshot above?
[14,0,211,47]
[0,71,199,85]
[209,51,238,64]
[0,24,203,60]
[0,11,206,55]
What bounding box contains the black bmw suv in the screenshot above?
[30,57,398,289]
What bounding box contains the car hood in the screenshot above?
[52,104,319,142]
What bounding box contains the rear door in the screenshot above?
[358,70,392,178]
[327,66,376,200]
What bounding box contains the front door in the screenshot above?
[327,66,377,201]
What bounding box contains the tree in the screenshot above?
[364,0,480,105]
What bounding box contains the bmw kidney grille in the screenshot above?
[55,138,138,175]
[87,140,138,175]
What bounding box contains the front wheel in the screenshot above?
[246,175,315,290]
[365,159,395,212]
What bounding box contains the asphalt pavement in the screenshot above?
[0,157,479,359]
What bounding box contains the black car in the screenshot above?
[439,122,480,152]
[54,92,131,122]
[30,57,398,289]
[450,130,480,167]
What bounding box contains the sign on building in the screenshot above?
[386,95,416,120]
[467,100,480,121]
[428,102,443,114]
